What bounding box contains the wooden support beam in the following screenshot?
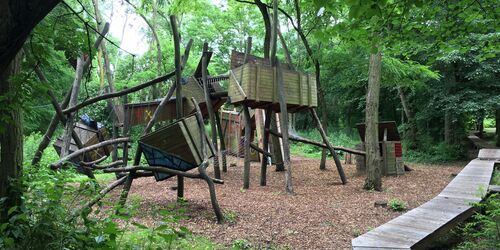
[215,111,228,172]
[62,72,176,114]
[191,97,224,223]
[260,108,272,186]
[276,59,294,194]
[266,129,366,156]
[170,14,184,199]
[50,137,130,169]
[31,68,72,165]
[103,166,224,184]
[202,42,221,179]
[242,36,253,190]
[310,109,347,184]
[251,142,272,157]
[68,176,126,222]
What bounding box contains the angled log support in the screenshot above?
[310,109,347,184]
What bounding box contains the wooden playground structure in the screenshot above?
[33,10,366,224]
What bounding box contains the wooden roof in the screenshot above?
[356,121,401,142]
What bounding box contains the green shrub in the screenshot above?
[232,239,252,250]
[456,194,500,249]
[0,163,214,249]
[388,199,408,211]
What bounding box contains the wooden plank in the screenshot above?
[478,148,500,160]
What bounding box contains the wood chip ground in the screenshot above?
[104,156,464,249]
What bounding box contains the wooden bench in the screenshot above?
[351,149,500,249]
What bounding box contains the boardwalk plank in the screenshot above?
[352,151,498,250]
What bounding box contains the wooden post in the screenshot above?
[170,15,184,199]
[276,60,294,194]
[241,37,253,190]
[270,112,284,171]
[215,112,228,172]
[61,56,85,158]
[259,108,272,186]
[201,42,221,179]
[31,66,72,165]
[122,91,129,168]
[310,109,347,184]
[242,103,252,189]
[191,97,224,223]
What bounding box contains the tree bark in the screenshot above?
[0,51,23,223]
[397,86,417,148]
[363,51,382,191]
[254,0,271,59]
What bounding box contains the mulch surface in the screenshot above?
[113,157,465,249]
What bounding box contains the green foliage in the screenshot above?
[232,239,252,250]
[403,137,466,163]
[456,194,500,249]
[289,130,360,159]
[0,161,212,249]
[223,209,238,224]
[388,199,408,211]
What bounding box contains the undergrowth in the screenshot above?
[454,193,500,249]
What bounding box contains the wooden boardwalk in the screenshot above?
[352,149,499,249]
[468,134,499,149]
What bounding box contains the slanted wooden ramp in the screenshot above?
[352,149,500,250]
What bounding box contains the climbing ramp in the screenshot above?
[139,114,214,181]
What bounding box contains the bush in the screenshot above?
[0,163,214,249]
[388,199,408,211]
[404,139,466,163]
[456,194,500,249]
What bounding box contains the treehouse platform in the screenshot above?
[228,51,317,113]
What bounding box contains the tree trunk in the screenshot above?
[444,110,451,144]
[254,0,271,59]
[0,51,23,223]
[496,109,500,147]
[397,86,417,148]
[363,51,382,191]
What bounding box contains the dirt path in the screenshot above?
[113,157,464,249]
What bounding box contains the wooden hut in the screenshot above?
[356,121,404,175]
[139,114,214,181]
[220,110,259,161]
[53,117,112,163]
[228,50,317,112]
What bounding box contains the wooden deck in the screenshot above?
[351,149,500,249]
